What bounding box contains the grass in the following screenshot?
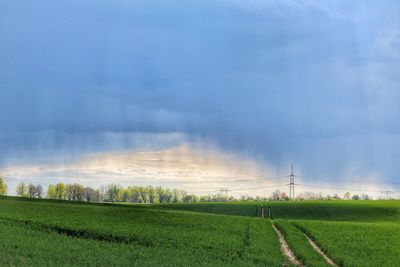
[0,222,174,266]
[153,200,400,222]
[274,220,330,267]
[0,196,284,266]
[267,201,400,222]
[152,200,400,267]
[293,220,400,267]
[1,196,400,266]
[151,202,261,217]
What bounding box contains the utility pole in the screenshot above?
[220,188,229,197]
[289,164,295,200]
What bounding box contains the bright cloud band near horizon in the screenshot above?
[0,0,400,197]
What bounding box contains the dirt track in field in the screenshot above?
[303,233,338,266]
[272,224,302,266]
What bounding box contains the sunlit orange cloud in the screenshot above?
[2,142,398,198]
[1,142,285,196]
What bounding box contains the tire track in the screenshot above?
[302,232,338,267]
[292,223,338,266]
[272,224,302,266]
[0,217,154,246]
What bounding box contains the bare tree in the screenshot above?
[83,187,96,202]
[270,190,281,201]
[343,192,351,200]
[36,185,43,198]
[361,193,371,200]
[28,184,37,198]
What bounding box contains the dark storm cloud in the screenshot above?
[0,0,400,183]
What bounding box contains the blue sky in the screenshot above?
[0,0,399,195]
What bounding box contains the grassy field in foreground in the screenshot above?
[1,196,400,266]
[154,200,400,267]
[0,196,284,266]
[294,220,400,267]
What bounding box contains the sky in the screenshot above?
[0,0,399,197]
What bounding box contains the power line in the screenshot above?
[219,188,229,197]
[180,176,289,184]
[182,165,400,197]
[296,175,400,187]
[229,183,289,192]
[187,183,289,194]
[296,183,400,193]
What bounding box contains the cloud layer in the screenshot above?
[1,142,281,195]
[0,0,399,191]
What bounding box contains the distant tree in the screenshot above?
[16,182,28,197]
[138,186,149,203]
[172,189,181,203]
[36,185,43,198]
[158,187,173,203]
[280,192,289,201]
[343,192,351,200]
[352,194,360,200]
[28,184,37,198]
[55,183,66,199]
[47,184,56,199]
[183,194,198,203]
[255,196,268,202]
[0,177,7,195]
[152,192,160,204]
[270,190,281,201]
[137,194,144,203]
[14,182,247,203]
[83,187,96,202]
[65,184,72,200]
[105,184,122,202]
[361,193,371,200]
[147,186,154,203]
[47,183,67,199]
[296,192,324,201]
[120,189,131,202]
[65,184,85,201]
[26,184,43,198]
[130,189,141,203]
[94,189,101,202]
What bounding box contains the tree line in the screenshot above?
[270,190,372,201]
[15,182,238,203]
[0,177,384,202]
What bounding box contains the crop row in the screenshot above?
[153,200,400,222]
[0,197,285,266]
[293,220,400,267]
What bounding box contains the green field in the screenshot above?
[152,200,400,222]
[153,201,400,266]
[0,196,284,266]
[0,196,399,266]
